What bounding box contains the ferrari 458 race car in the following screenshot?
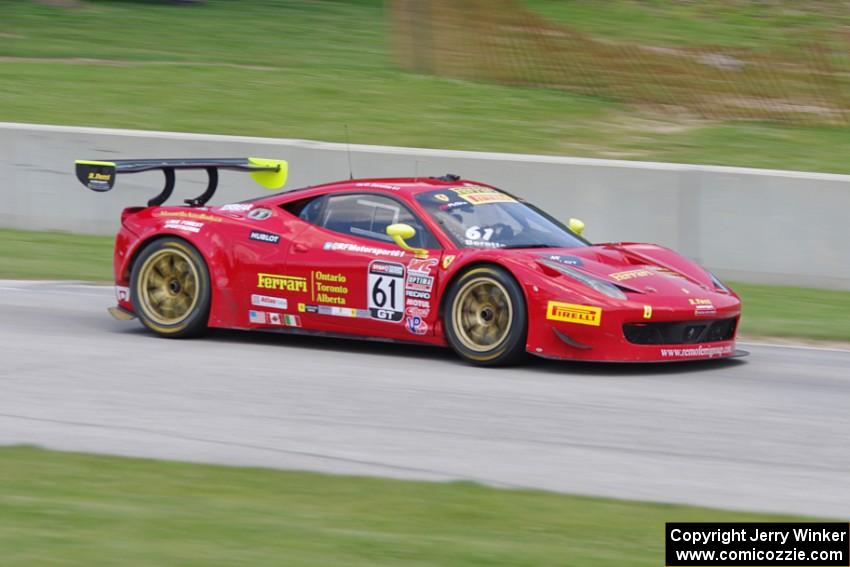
[75,157,741,365]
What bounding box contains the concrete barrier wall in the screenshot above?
[2,122,848,289]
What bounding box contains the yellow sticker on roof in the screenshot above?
[452,186,516,205]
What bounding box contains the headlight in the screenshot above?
[541,259,627,300]
[708,271,730,293]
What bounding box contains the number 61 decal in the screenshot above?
[368,260,405,322]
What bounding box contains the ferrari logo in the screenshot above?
[610,269,654,281]
[257,273,307,292]
[442,255,456,269]
[643,305,652,319]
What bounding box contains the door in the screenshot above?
[224,205,297,328]
[284,192,442,340]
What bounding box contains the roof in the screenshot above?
[267,175,500,203]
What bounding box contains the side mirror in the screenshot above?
[568,218,585,236]
[386,223,427,257]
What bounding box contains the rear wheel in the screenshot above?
[444,265,527,366]
[130,237,210,338]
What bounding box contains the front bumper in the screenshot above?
[525,295,742,363]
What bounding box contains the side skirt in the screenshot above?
[234,325,448,348]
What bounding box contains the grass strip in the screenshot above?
[3,1,850,172]
[0,446,811,566]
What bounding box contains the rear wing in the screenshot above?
[74,157,288,207]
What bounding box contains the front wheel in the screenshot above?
[130,237,210,338]
[443,265,527,366]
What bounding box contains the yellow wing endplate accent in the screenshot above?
[248,157,288,190]
[76,160,116,167]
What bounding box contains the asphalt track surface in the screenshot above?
[1,280,849,518]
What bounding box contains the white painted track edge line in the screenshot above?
[738,341,850,354]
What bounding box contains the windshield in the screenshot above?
[415,186,588,249]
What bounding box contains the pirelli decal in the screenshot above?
[546,301,602,326]
[257,273,308,293]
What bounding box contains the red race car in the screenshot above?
[75,157,742,365]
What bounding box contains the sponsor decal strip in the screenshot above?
[297,303,370,319]
[355,182,401,191]
[249,230,281,244]
[660,345,733,358]
[156,211,222,222]
[408,258,438,275]
[324,242,405,258]
[406,274,434,292]
[220,203,253,212]
[546,301,602,326]
[164,219,203,234]
[402,258,435,335]
[689,298,717,316]
[405,316,428,335]
[542,254,583,267]
[452,186,516,205]
[251,294,287,310]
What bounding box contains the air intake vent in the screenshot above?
[623,318,737,345]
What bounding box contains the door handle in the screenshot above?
[292,243,309,253]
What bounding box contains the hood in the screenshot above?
[526,243,720,298]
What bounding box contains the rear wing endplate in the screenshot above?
[74,157,288,207]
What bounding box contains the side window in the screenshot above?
[320,194,439,249]
[281,195,326,223]
[298,197,325,224]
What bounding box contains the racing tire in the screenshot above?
[130,237,211,338]
[444,265,527,366]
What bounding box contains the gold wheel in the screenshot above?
[136,246,200,327]
[452,276,513,352]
